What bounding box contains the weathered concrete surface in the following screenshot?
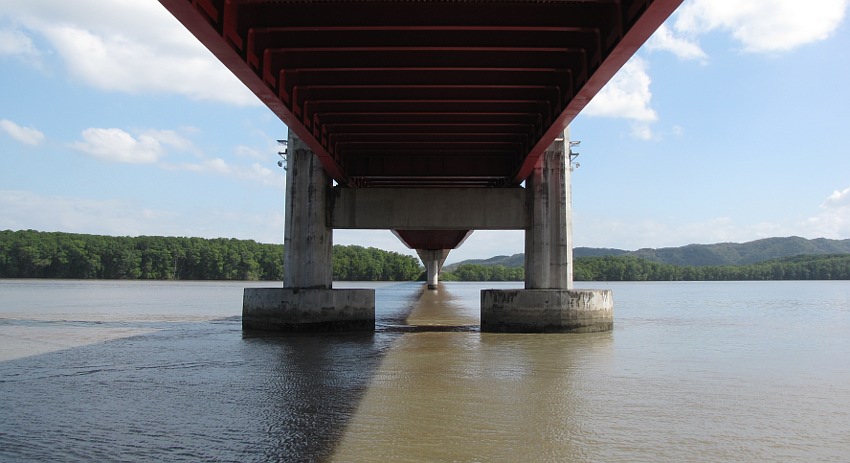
[482,129,612,334]
[331,187,527,230]
[524,132,572,289]
[284,132,333,289]
[244,130,373,332]
[243,288,375,332]
[417,249,451,290]
[480,289,613,333]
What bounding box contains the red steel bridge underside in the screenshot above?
[161,0,682,250]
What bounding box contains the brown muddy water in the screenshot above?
[1,279,848,462]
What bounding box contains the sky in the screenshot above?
[2,0,849,264]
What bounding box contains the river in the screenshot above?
[1,279,848,462]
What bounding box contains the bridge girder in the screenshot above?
[160,0,683,188]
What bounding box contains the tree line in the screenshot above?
[333,244,421,281]
[574,254,850,281]
[441,254,850,281]
[440,264,524,282]
[3,230,847,282]
[0,230,420,281]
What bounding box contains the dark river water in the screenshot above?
[1,279,848,462]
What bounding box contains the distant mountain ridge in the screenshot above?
[445,253,525,270]
[627,237,850,266]
[447,236,850,269]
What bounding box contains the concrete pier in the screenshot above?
[282,132,332,290]
[243,288,375,331]
[243,131,375,332]
[524,134,572,290]
[417,249,450,290]
[480,130,613,333]
[481,289,613,333]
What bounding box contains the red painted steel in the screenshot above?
[393,230,474,251]
[159,0,682,249]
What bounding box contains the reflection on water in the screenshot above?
[404,284,479,327]
[333,331,613,462]
[336,282,615,461]
[1,280,849,462]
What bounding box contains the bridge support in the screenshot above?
[417,249,450,290]
[243,131,375,332]
[481,130,613,333]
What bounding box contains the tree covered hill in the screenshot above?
[443,246,632,271]
[575,247,630,258]
[0,230,421,281]
[450,236,850,268]
[443,253,524,271]
[629,236,850,266]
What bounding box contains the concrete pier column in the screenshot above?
[417,249,450,290]
[243,131,375,332]
[283,132,333,289]
[481,129,612,333]
[525,131,572,290]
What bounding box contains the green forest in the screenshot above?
[0,230,420,281]
[573,254,850,281]
[441,254,850,281]
[2,230,848,281]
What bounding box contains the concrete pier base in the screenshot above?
[480,289,613,333]
[243,288,375,332]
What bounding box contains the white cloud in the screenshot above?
[235,145,268,161]
[804,186,850,238]
[68,125,283,187]
[585,57,657,122]
[70,128,187,164]
[573,186,850,250]
[822,186,850,208]
[674,0,849,53]
[574,216,792,250]
[585,1,849,139]
[629,122,655,141]
[646,24,708,62]
[0,27,38,58]
[0,189,284,243]
[241,162,280,187]
[809,214,850,239]
[143,128,198,153]
[0,118,44,146]
[0,1,258,105]
[0,189,171,237]
[583,57,658,139]
[163,157,283,189]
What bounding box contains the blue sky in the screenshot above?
[2,0,849,264]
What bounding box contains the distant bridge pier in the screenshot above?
[481,131,613,333]
[242,131,375,332]
[417,249,451,290]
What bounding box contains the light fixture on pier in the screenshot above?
[569,140,580,171]
[276,139,288,169]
